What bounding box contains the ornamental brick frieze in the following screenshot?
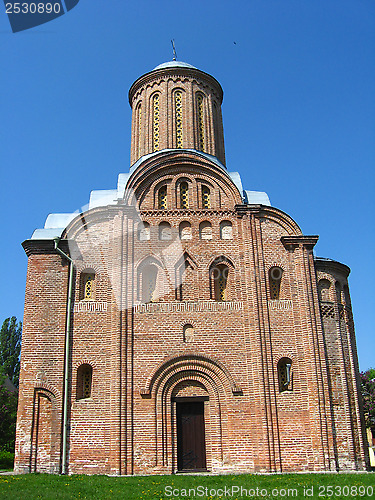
[268,299,292,310]
[140,209,236,218]
[73,301,108,313]
[134,300,243,314]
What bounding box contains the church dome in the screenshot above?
[153,60,197,71]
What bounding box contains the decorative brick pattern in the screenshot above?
[73,301,108,313]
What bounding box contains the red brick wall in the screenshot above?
[15,155,367,475]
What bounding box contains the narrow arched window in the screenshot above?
[180,181,189,209]
[202,186,210,209]
[183,324,194,343]
[278,358,292,393]
[159,221,171,241]
[175,90,183,148]
[318,279,331,302]
[196,93,205,151]
[77,364,92,400]
[220,221,233,240]
[269,267,283,300]
[212,264,228,301]
[152,94,160,152]
[138,221,150,241]
[141,264,158,303]
[158,186,167,209]
[179,221,192,240]
[199,221,212,240]
[81,272,95,301]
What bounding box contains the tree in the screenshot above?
[0,366,18,452]
[360,368,375,429]
[0,317,22,387]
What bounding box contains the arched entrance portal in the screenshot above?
[176,398,207,471]
[141,353,243,473]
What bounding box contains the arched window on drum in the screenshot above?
[201,185,210,209]
[179,181,189,209]
[158,185,167,210]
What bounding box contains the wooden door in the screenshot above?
[176,401,206,471]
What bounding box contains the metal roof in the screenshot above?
[153,61,197,71]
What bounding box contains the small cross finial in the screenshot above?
[171,39,177,61]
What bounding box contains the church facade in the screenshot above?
[15,61,368,475]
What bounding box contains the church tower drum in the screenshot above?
[129,61,226,166]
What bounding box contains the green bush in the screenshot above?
[0,450,14,470]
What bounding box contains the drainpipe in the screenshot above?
[54,237,74,475]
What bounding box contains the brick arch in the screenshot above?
[266,262,286,272]
[141,353,242,398]
[258,206,302,236]
[144,354,240,472]
[124,151,243,210]
[274,352,296,364]
[30,388,59,473]
[178,319,197,328]
[158,369,226,471]
[137,254,164,272]
[209,255,235,270]
[73,358,99,371]
[33,385,61,404]
[171,379,208,398]
[75,263,103,276]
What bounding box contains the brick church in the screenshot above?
[15,60,368,474]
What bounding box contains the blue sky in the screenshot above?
[0,1,374,369]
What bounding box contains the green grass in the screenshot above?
[0,472,374,499]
